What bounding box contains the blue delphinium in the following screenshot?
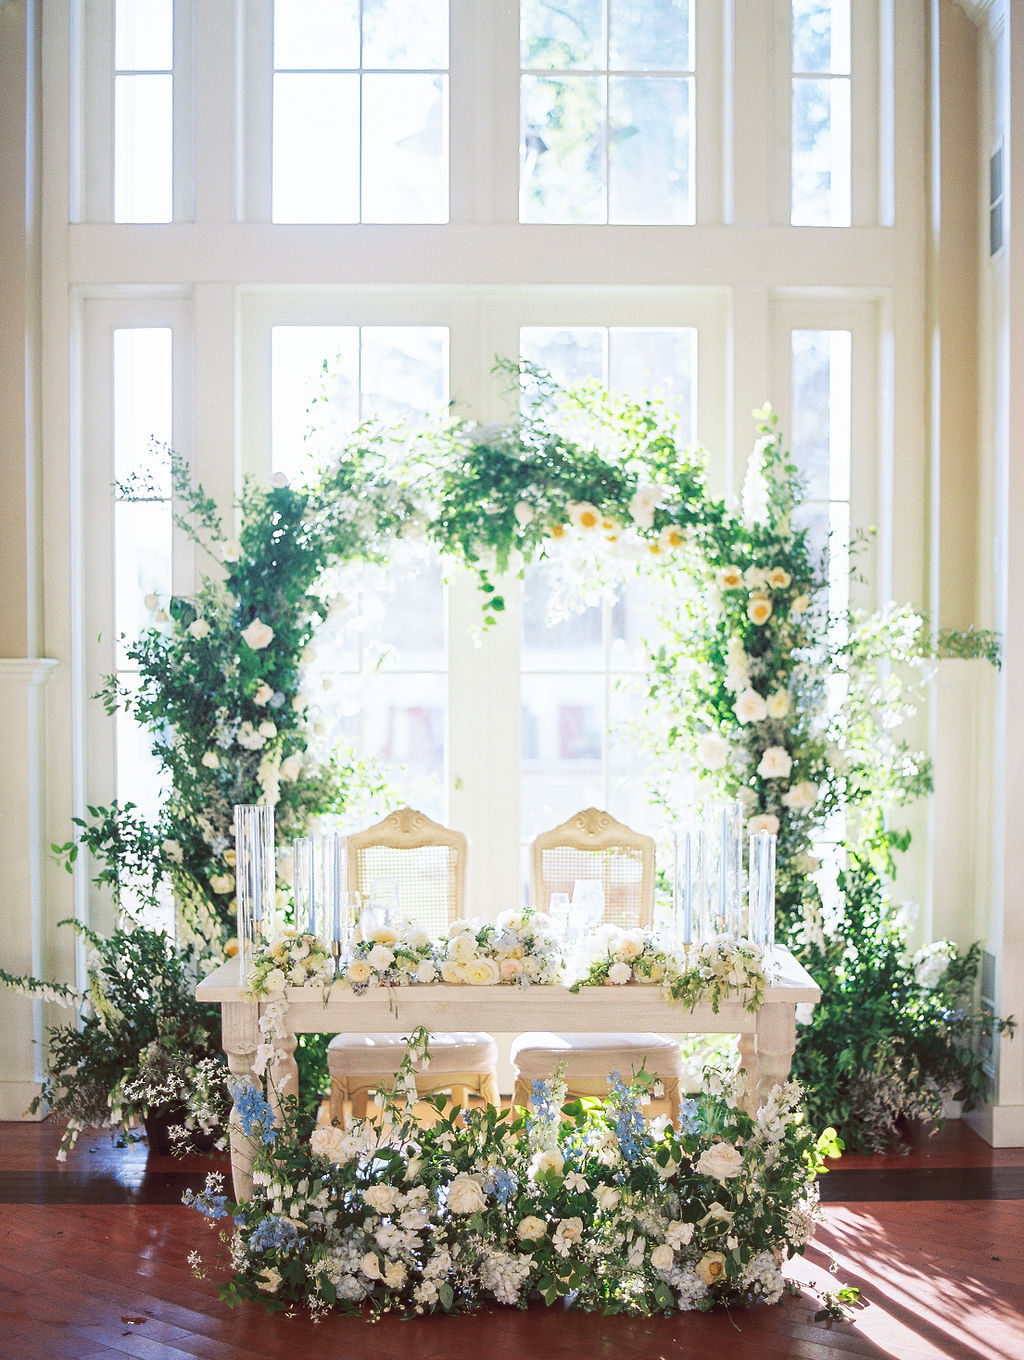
[606,1072,651,1165]
[249,1214,305,1254]
[482,1165,517,1205]
[229,1080,279,1146]
[677,1096,700,1134]
[182,1186,229,1220]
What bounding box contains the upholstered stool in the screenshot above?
[509,1030,683,1122]
[328,1030,500,1126]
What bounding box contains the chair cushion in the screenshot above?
[327,1031,497,1076]
[510,1031,683,1081]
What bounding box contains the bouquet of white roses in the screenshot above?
[248,929,334,998]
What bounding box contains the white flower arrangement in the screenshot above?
[571,927,776,1015]
[186,1029,840,1320]
[247,930,334,998]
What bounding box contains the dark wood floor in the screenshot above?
[1,1116,1023,1360]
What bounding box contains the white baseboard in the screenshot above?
[964,1101,1024,1147]
[0,1080,45,1121]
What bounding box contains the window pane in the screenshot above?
[113,328,172,485]
[360,326,449,421]
[274,0,360,69]
[522,673,605,840]
[115,502,172,666]
[793,0,850,75]
[363,0,449,69]
[361,74,448,223]
[115,0,173,69]
[521,0,604,70]
[272,326,360,479]
[521,75,605,223]
[273,74,361,223]
[792,75,850,226]
[608,328,696,436]
[114,75,172,222]
[610,0,691,71]
[609,75,692,224]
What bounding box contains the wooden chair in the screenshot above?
[326,807,499,1124]
[510,807,683,1120]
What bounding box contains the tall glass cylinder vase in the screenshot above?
[703,801,744,938]
[747,830,777,947]
[235,804,275,981]
[293,834,320,941]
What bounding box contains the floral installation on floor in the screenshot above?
[571,927,775,1014]
[184,1030,839,1319]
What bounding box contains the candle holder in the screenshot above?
[748,829,777,947]
[234,803,275,981]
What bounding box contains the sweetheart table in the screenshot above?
[197,944,820,1200]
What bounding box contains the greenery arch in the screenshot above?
[85,363,988,953]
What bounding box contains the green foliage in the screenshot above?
[790,858,1014,1152]
[7,919,224,1157]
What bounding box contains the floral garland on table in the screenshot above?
[246,930,336,1085]
[185,1030,840,1318]
[570,926,776,1014]
[342,910,564,993]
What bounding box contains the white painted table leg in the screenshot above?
[754,1002,797,1109]
[222,1000,260,1202]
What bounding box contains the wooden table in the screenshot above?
[197,945,820,1200]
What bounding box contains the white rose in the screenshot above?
[345,959,372,985]
[734,689,768,724]
[782,779,819,811]
[744,566,768,590]
[187,618,211,639]
[446,1173,487,1214]
[531,1148,564,1178]
[593,1184,620,1211]
[767,565,792,589]
[552,1217,585,1256]
[143,592,159,611]
[616,930,645,960]
[236,721,265,750]
[791,593,811,614]
[766,691,791,719]
[201,750,220,769]
[262,967,287,995]
[270,471,289,489]
[608,961,633,985]
[650,1243,675,1272]
[221,539,241,564]
[440,960,468,984]
[253,682,274,706]
[209,872,235,894]
[757,745,793,779]
[383,1259,407,1289]
[449,932,479,963]
[279,753,303,781]
[696,1142,744,1182]
[241,617,274,650]
[697,732,730,769]
[258,719,277,739]
[367,944,395,971]
[748,813,780,836]
[360,1252,382,1280]
[465,957,500,986]
[517,1215,546,1241]
[665,1220,695,1248]
[415,959,437,984]
[363,1183,401,1213]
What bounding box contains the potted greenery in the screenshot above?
[0,918,227,1159]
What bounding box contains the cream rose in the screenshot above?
[782,779,819,811]
[517,1215,546,1241]
[446,1173,487,1214]
[187,618,211,639]
[241,617,274,650]
[531,1148,565,1178]
[696,1251,727,1286]
[360,1252,382,1279]
[767,565,792,589]
[279,753,303,781]
[498,956,524,981]
[716,564,744,589]
[608,961,632,985]
[440,959,468,984]
[345,959,372,985]
[697,732,730,769]
[552,1217,585,1256]
[366,944,395,971]
[363,1183,401,1213]
[616,930,645,961]
[415,959,437,984]
[465,957,500,986]
[696,1141,744,1182]
[257,719,277,739]
[221,540,241,563]
[766,690,791,719]
[757,745,793,779]
[253,681,274,705]
[209,872,235,894]
[734,688,768,724]
[201,750,220,769]
[748,813,780,836]
[791,592,811,614]
[261,967,287,995]
[650,1243,675,1272]
[449,932,479,963]
[747,594,773,626]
